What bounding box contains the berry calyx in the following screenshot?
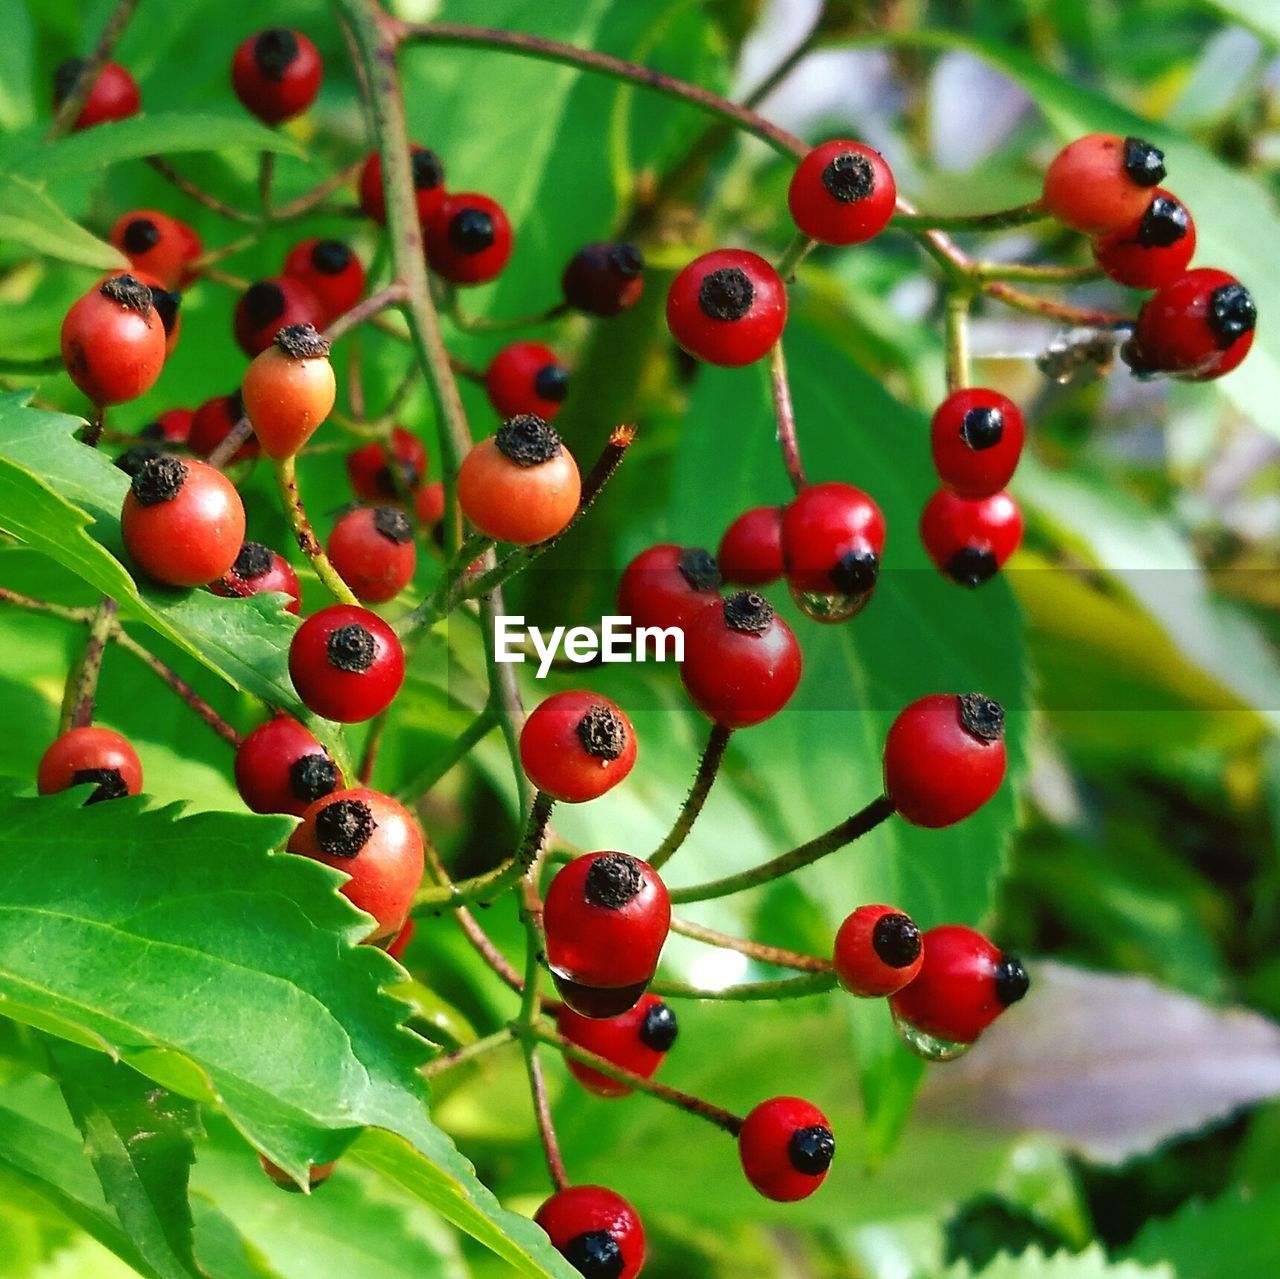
[1042,133,1167,233]
[787,140,897,245]
[929,388,1026,500]
[346,428,427,502]
[231,28,322,124]
[283,238,366,325]
[920,488,1023,587]
[189,392,257,463]
[211,540,302,613]
[781,482,886,621]
[424,193,513,285]
[240,323,336,459]
[37,727,143,804]
[121,454,246,587]
[718,506,785,586]
[615,544,722,634]
[519,690,637,803]
[234,716,339,816]
[287,788,424,941]
[457,416,581,545]
[485,341,570,422]
[139,408,194,446]
[562,242,645,316]
[833,904,923,997]
[534,1186,645,1279]
[556,994,678,1098]
[53,59,139,130]
[681,592,802,728]
[1125,267,1257,381]
[358,146,446,226]
[326,505,417,603]
[61,274,167,406]
[288,604,405,723]
[110,210,201,290]
[233,277,323,357]
[737,1097,834,1203]
[883,692,1007,828]
[666,249,787,366]
[1092,190,1196,290]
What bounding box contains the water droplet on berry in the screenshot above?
[791,586,871,623]
[892,1009,972,1062]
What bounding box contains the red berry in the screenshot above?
[929,389,1026,500]
[37,727,143,804]
[326,506,417,604]
[123,269,182,359]
[616,544,721,634]
[110,210,200,290]
[1042,134,1166,234]
[347,428,428,502]
[1125,267,1257,381]
[555,995,677,1098]
[415,481,445,528]
[234,715,339,816]
[189,392,257,462]
[61,275,167,406]
[484,342,569,421]
[520,691,637,803]
[241,323,336,459]
[543,852,670,1017]
[283,238,366,326]
[234,277,323,358]
[833,904,923,997]
[788,140,896,245]
[211,540,302,613]
[738,1097,834,1203]
[781,482,885,621]
[53,59,139,130]
[883,693,1007,828]
[889,924,1029,1046]
[121,454,245,587]
[259,1155,336,1192]
[718,506,784,586]
[920,488,1023,587]
[231,28,322,125]
[288,604,404,723]
[666,249,787,367]
[287,788,424,941]
[535,1186,645,1279]
[681,592,802,728]
[386,917,415,962]
[140,408,194,445]
[561,242,645,316]
[457,415,581,545]
[358,146,446,226]
[1092,190,1196,290]
[424,193,512,286]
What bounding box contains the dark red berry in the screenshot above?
[424,193,512,286]
[140,407,194,445]
[833,904,923,997]
[283,238,366,325]
[929,389,1026,500]
[231,28,322,125]
[358,146,446,226]
[61,275,167,406]
[234,276,323,357]
[718,506,785,586]
[347,428,428,502]
[234,716,339,816]
[883,693,1007,828]
[485,341,569,421]
[520,691,637,804]
[211,541,302,613]
[556,995,677,1098]
[1092,190,1196,290]
[535,1186,645,1279]
[781,482,885,621]
[111,210,201,290]
[53,59,139,130]
[1042,134,1166,234]
[326,506,417,603]
[616,544,721,634]
[666,249,787,366]
[788,140,896,245]
[920,489,1023,588]
[414,481,445,529]
[288,604,405,723]
[1125,267,1256,381]
[189,392,257,462]
[738,1097,834,1202]
[561,242,645,316]
[37,727,143,804]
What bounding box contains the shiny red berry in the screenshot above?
[1092,190,1196,290]
[889,924,1029,1045]
[37,727,143,804]
[556,995,677,1098]
[788,140,896,245]
[234,277,323,357]
[62,275,167,406]
[920,488,1023,588]
[535,1186,645,1279]
[53,59,139,130]
[189,392,257,462]
[738,1097,834,1203]
[111,211,200,290]
[210,540,301,613]
[121,454,246,587]
[930,389,1026,499]
[234,715,339,816]
[520,691,637,803]
[287,788,424,941]
[781,482,885,621]
[415,481,445,528]
[140,407,194,445]
[666,249,787,366]
[358,146,446,226]
[616,544,721,634]
[833,904,923,997]
[326,506,417,604]
[1125,267,1257,381]
[385,917,415,962]
[231,28,322,124]
[883,693,1007,828]
[241,323,336,459]
[544,852,670,1017]
[485,342,569,421]
[347,428,427,502]
[282,238,366,325]
[288,604,405,723]
[1042,134,1166,234]
[718,506,784,586]
[681,592,802,728]
[562,242,645,317]
[424,193,512,286]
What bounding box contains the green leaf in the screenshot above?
[0,176,125,269]
[1125,1182,1280,1279]
[941,1246,1174,1279]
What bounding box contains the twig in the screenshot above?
[394,708,495,801]
[272,158,367,219]
[980,281,1130,328]
[147,158,255,224]
[272,456,359,605]
[669,917,832,973]
[649,723,732,870]
[205,417,254,470]
[323,281,410,345]
[47,0,141,140]
[891,200,1047,232]
[0,589,91,624]
[523,1044,570,1192]
[59,598,117,731]
[421,1027,514,1080]
[648,971,837,1002]
[443,288,568,333]
[769,342,806,494]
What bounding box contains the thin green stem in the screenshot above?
[272,456,359,605]
[669,917,832,973]
[980,280,1130,328]
[147,157,255,224]
[522,1041,569,1192]
[0,589,91,624]
[443,287,568,333]
[649,723,732,870]
[649,971,837,1001]
[974,261,1103,284]
[775,231,815,281]
[258,152,275,219]
[769,341,806,494]
[323,281,409,345]
[272,157,366,220]
[394,708,495,801]
[59,598,117,733]
[891,200,1047,232]
[944,291,973,394]
[421,1026,514,1080]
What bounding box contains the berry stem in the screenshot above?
[58,597,117,733]
[146,157,256,225]
[944,291,972,394]
[522,1042,570,1193]
[775,231,815,281]
[979,281,1131,328]
[271,158,369,220]
[669,917,833,974]
[649,723,733,870]
[258,152,275,220]
[272,456,360,606]
[357,709,388,785]
[206,415,254,470]
[323,281,411,345]
[47,0,141,140]
[649,971,837,1001]
[769,341,807,495]
[442,287,569,333]
[0,589,92,624]
[974,261,1104,284]
[82,408,106,450]
[892,200,1048,232]
[421,1026,514,1080]
[394,707,496,801]
[668,793,896,904]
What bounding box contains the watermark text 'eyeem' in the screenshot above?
[494,615,683,677]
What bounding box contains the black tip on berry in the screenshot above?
[448,208,495,254]
[232,541,274,581]
[583,853,645,910]
[533,363,569,404]
[872,912,922,968]
[53,58,87,105]
[130,454,188,506]
[697,266,755,322]
[243,281,286,327]
[495,414,562,466]
[994,954,1030,1006]
[723,590,773,635]
[253,28,300,81]
[788,1124,835,1176]
[229,389,245,421]
[116,444,163,477]
[821,151,876,203]
[311,240,351,275]
[1208,283,1256,347]
[945,547,999,588]
[960,406,1004,450]
[70,767,127,805]
[1137,196,1188,248]
[411,149,444,191]
[610,242,644,277]
[561,1230,625,1279]
[830,547,879,596]
[275,323,330,359]
[959,692,1004,742]
[575,704,627,761]
[149,287,180,336]
[675,547,720,593]
[371,505,413,544]
[1123,136,1165,187]
[639,1001,678,1052]
[289,752,339,803]
[326,623,377,673]
[101,274,154,317]
[122,218,161,254]
[313,797,377,858]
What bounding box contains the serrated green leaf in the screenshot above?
[941,1244,1174,1279]
[1125,1181,1280,1278]
[0,176,125,270]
